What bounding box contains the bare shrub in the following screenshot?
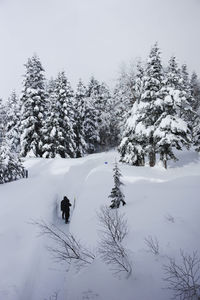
[33,220,95,271]
[145,235,160,255]
[163,250,200,300]
[97,206,132,277]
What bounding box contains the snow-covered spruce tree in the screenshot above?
[134,60,144,104]
[118,62,146,166]
[190,72,200,112]
[5,91,21,154]
[82,78,100,153]
[109,162,126,209]
[119,43,164,167]
[113,65,136,141]
[151,57,191,168]
[19,54,47,157]
[41,78,61,158]
[141,43,164,167]
[179,64,195,136]
[82,95,100,154]
[42,72,76,158]
[86,77,111,151]
[107,96,120,148]
[0,131,24,184]
[190,72,200,151]
[154,86,190,169]
[97,82,113,150]
[73,79,87,157]
[0,98,6,145]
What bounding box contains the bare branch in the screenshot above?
[163,250,200,300]
[98,206,132,277]
[145,235,160,256]
[32,220,95,271]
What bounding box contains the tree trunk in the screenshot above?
[163,159,167,169]
[149,151,156,167]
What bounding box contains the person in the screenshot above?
[60,196,72,223]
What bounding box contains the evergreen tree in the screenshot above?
[109,162,126,209]
[0,98,6,145]
[119,43,164,167]
[42,72,76,158]
[154,87,190,168]
[5,91,21,154]
[180,64,195,132]
[82,95,100,154]
[190,72,200,112]
[0,131,24,184]
[190,72,200,151]
[73,79,87,157]
[113,66,136,141]
[97,82,112,150]
[42,77,62,158]
[87,77,117,151]
[118,101,146,166]
[193,120,200,152]
[152,58,191,168]
[141,42,164,166]
[107,96,120,148]
[165,56,181,90]
[82,77,100,153]
[19,54,47,157]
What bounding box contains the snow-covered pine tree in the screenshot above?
[0,98,6,145]
[97,82,112,150]
[0,124,24,184]
[154,86,190,169]
[20,54,47,157]
[180,64,195,135]
[42,72,76,158]
[73,79,87,157]
[113,65,136,141]
[141,43,164,167]
[119,43,163,167]
[55,71,76,157]
[107,96,120,148]
[118,62,146,166]
[5,91,21,154]
[109,162,126,209]
[42,78,62,158]
[134,60,144,104]
[190,72,200,112]
[165,56,181,91]
[118,100,146,166]
[82,77,100,153]
[82,95,100,154]
[190,72,200,151]
[87,77,104,151]
[152,57,191,168]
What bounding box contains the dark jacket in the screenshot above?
[61,197,71,212]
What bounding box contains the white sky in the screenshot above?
[0,0,200,99]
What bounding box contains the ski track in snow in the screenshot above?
[0,150,200,300]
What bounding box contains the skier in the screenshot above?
[60,196,72,223]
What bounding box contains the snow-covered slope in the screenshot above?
[0,150,200,300]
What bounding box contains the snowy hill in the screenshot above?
[0,150,200,300]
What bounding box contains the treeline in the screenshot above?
[0,42,200,182]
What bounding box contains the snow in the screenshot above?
[0,150,200,300]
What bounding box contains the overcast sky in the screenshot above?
[0,0,200,99]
